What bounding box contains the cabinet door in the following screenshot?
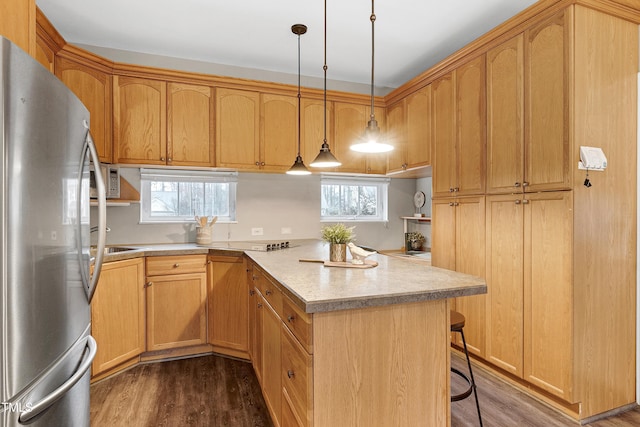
[432,72,456,197]
[430,198,456,271]
[456,56,486,195]
[113,76,166,165]
[281,325,313,427]
[386,101,407,173]
[57,57,113,163]
[35,32,55,73]
[485,194,524,377]
[146,272,207,351]
[523,191,573,400]
[333,102,368,173]
[486,35,524,194]
[301,98,333,169]
[167,82,214,167]
[207,255,249,359]
[252,286,264,385]
[261,93,298,171]
[216,88,260,169]
[524,11,570,192]
[261,294,282,426]
[406,84,432,168]
[453,196,486,357]
[91,258,145,376]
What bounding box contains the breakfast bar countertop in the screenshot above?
[244,240,486,313]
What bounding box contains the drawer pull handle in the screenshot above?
[173,263,180,268]
[287,370,295,379]
[287,315,295,323]
[265,290,273,296]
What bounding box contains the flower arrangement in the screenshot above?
[406,231,425,251]
[321,223,356,244]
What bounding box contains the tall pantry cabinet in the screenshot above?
[432,4,637,420]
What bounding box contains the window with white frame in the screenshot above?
[140,169,237,223]
[320,175,389,222]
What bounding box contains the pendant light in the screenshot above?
[310,0,341,168]
[287,24,312,175]
[350,0,393,153]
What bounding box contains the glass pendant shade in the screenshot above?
[350,0,393,154]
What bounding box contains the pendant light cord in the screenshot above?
[297,29,302,157]
[323,0,328,145]
[370,0,376,121]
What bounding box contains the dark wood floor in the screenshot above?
[91,353,639,427]
[90,355,273,427]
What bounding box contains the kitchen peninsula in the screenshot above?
[96,241,486,426]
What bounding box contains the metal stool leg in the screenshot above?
[459,328,483,427]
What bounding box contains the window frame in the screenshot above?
[139,168,237,224]
[320,174,389,223]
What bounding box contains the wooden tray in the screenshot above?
[299,259,378,269]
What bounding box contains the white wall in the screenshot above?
[94,168,417,251]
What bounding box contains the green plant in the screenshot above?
[406,231,425,243]
[321,223,356,244]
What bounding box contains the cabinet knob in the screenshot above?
[448,202,454,207]
[257,303,263,309]
[249,290,255,296]
[515,199,522,205]
[522,199,530,204]
[522,181,529,187]
[160,157,166,162]
[514,182,521,187]
[261,162,265,166]
[265,289,272,296]
[454,202,459,206]
[287,314,295,323]
[173,263,180,268]
[255,161,260,166]
[252,275,258,280]
[287,370,295,379]
[168,158,172,163]
[145,281,153,288]
[454,187,459,192]
[449,187,455,193]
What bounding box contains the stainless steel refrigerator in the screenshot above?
[0,37,107,426]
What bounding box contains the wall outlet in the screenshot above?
[281,227,292,235]
[251,227,264,236]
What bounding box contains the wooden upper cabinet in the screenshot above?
[167,82,214,167]
[300,97,333,169]
[386,101,407,173]
[216,88,260,169]
[261,93,298,171]
[35,33,54,73]
[456,55,486,195]
[487,12,570,194]
[406,84,432,169]
[113,76,167,165]
[56,57,113,163]
[524,10,570,192]
[486,35,524,194]
[432,72,457,197]
[1,0,35,56]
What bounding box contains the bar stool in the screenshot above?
[450,310,483,427]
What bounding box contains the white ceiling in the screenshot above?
[36,0,538,90]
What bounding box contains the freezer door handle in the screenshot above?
[18,335,97,424]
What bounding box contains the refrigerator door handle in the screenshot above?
[81,127,106,302]
[18,335,97,424]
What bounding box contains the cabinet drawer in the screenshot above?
[146,255,207,276]
[255,271,283,317]
[281,326,312,427]
[282,296,313,354]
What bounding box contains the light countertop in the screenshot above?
[99,240,486,314]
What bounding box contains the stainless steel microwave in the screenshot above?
[90,164,120,199]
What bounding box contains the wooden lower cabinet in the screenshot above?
[281,326,312,427]
[145,255,208,351]
[207,254,249,359]
[91,258,145,378]
[260,291,282,426]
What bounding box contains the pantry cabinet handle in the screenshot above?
[287,370,295,379]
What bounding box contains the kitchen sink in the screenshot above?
[90,246,139,256]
